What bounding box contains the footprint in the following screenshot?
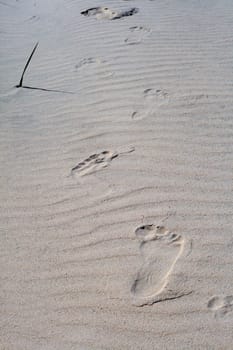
[131,224,186,306]
[75,57,105,70]
[125,26,151,45]
[132,88,169,120]
[81,7,138,20]
[71,151,118,178]
[74,57,114,78]
[208,295,233,320]
[70,147,134,178]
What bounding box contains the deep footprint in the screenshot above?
[81,7,138,20]
[208,295,233,320]
[131,224,185,306]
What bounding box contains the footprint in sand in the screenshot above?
[74,57,114,78]
[70,148,134,178]
[75,57,106,70]
[81,7,138,20]
[131,224,187,306]
[125,26,152,45]
[132,88,169,120]
[71,151,118,178]
[69,148,134,200]
[208,295,233,320]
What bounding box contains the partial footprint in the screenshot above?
[208,295,233,320]
[81,7,138,20]
[75,57,105,70]
[132,88,169,120]
[69,148,134,200]
[74,57,114,78]
[70,147,134,178]
[125,26,151,45]
[131,224,187,306]
[71,151,118,178]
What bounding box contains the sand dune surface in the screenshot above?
[1,0,233,349]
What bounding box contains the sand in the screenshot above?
[1,0,233,349]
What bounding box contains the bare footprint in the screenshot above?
[81,7,138,20]
[131,224,187,306]
[208,295,233,320]
[74,57,114,78]
[125,26,151,45]
[71,151,118,178]
[70,147,134,178]
[75,57,105,70]
[132,88,169,120]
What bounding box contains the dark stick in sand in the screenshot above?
[16,42,39,88]
[15,42,74,94]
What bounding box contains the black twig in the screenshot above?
[16,42,39,88]
[15,42,74,94]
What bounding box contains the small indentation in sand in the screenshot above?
[75,57,106,70]
[208,295,233,320]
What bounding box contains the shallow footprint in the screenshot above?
[125,26,151,45]
[131,224,186,306]
[208,295,233,320]
[132,88,169,120]
[81,7,138,20]
[75,57,105,70]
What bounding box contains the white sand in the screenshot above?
[1,0,233,349]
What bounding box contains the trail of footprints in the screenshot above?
[74,4,223,311]
[76,5,184,307]
[131,223,187,306]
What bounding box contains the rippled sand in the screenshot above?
[1,0,233,349]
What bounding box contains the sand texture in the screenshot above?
[1,0,233,349]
